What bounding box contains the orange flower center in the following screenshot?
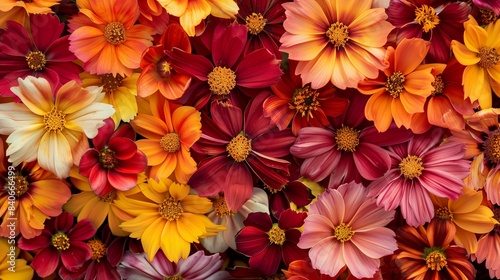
[435,207,453,220]
[99,189,117,203]
[165,276,183,280]
[477,47,500,69]
[212,196,234,217]
[415,5,440,32]
[13,175,29,197]
[431,75,444,96]
[52,232,70,251]
[157,59,172,78]
[104,22,126,45]
[399,155,424,180]
[160,133,181,153]
[226,133,252,162]
[207,66,237,96]
[44,108,66,132]
[159,196,183,221]
[333,223,354,242]
[101,73,123,94]
[335,125,360,152]
[485,130,500,163]
[268,224,286,245]
[99,148,118,169]
[25,51,46,71]
[289,86,320,119]
[423,248,447,271]
[245,12,267,35]
[386,71,405,98]
[88,239,106,262]
[326,22,349,49]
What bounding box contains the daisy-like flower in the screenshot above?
[279,0,394,89]
[116,177,226,262]
[476,205,500,279]
[298,181,397,278]
[368,127,470,227]
[451,16,500,109]
[358,38,435,132]
[0,76,115,178]
[395,219,475,279]
[68,0,154,76]
[0,238,33,279]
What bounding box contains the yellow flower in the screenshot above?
[0,237,33,280]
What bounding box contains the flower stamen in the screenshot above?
[212,196,235,217]
[477,47,500,69]
[333,223,354,242]
[99,148,117,169]
[415,5,440,32]
[104,22,126,45]
[159,196,183,221]
[335,125,360,152]
[485,130,500,163]
[207,66,237,96]
[43,108,66,132]
[157,58,172,78]
[160,133,181,153]
[326,22,349,49]
[101,73,124,94]
[88,239,106,262]
[399,155,424,180]
[289,86,320,119]
[386,71,405,98]
[431,75,444,96]
[423,248,447,271]
[245,12,267,35]
[268,225,286,245]
[13,175,29,197]
[26,51,46,71]
[226,133,252,162]
[52,232,70,251]
[435,207,453,220]
[99,189,117,203]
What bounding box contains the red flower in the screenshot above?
[79,118,148,196]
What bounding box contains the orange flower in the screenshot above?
[0,0,58,27]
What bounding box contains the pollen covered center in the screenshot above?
[99,189,117,203]
[44,108,66,132]
[101,73,124,94]
[26,51,46,71]
[289,86,320,118]
[88,239,106,262]
[226,133,252,162]
[326,22,349,49]
[485,130,500,163]
[268,225,286,245]
[424,248,447,271]
[333,223,354,242]
[431,75,444,96]
[477,47,500,69]
[386,71,405,98]
[245,12,267,35]
[99,148,118,169]
[104,22,126,45]
[160,133,181,153]
[13,175,29,197]
[157,58,172,78]
[159,196,183,221]
[207,66,237,96]
[335,125,360,152]
[399,155,424,180]
[415,5,440,32]
[52,232,70,251]
[213,196,234,217]
[435,207,453,220]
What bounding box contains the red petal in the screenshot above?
[89,167,113,196]
[246,155,289,190]
[236,48,282,88]
[55,212,74,233]
[108,169,138,191]
[360,124,413,146]
[31,248,60,277]
[281,240,309,265]
[68,219,96,241]
[224,163,254,211]
[249,245,281,275]
[161,23,191,52]
[270,192,289,219]
[166,49,212,80]
[252,129,296,158]
[212,22,247,68]
[109,137,137,160]
[283,181,313,207]
[210,100,243,138]
[114,151,148,173]
[79,149,100,177]
[236,226,270,256]
[278,210,307,230]
[111,123,136,141]
[61,241,92,272]
[18,232,51,251]
[244,92,274,138]
[243,212,273,230]
[92,118,115,150]
[31,14,65,52]
[188,156,230,196]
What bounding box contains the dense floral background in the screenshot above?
[1,0,500,279]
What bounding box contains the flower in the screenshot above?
[0,0,59,14]
[476,205,500,279]
[116,177,226,262]
[279,0,394,89]
[368,127,470,227]
[0,237,33,279]
[451,16,500,109]
[68,0,154,76]
[298,181,398,278]
[282,260,343,280]
[472,0,500,15]
[0,76,115,178]
[18,212,96,278]
[236,210,308,275]
[80,118,147,196]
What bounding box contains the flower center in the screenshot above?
[159,196,183,221]
[165,276,183,280]
[386,71,405,98]
[99,189,117,203]
[289,86,320,118]
[207,66,237,96]
[160,133,181,153]
[101,73,124,94]
[245,12,267,35]
[485,130,500,163]
[13,175,29,197]
[268,224,286,245]
[431,75,444,96]
[87,239,106,262]
[480,8,498,25]
[414,5,440,32]
[399,155,424,180]
[25,51,46,71]
[226,133,252,162]
[43,108,66,132]
[326,22,349,49]
[333,223,354,242]
[493,207,500,234]
[435,207,453,220]
[264,183,285,194]
[335,125,360,152]
[157,58,172,78]
[99,148,117,169]
[477,47,500,69]
[104,22,126,45]
[52,232,70,251]
[212,196,234,217]
[423,248,447,271]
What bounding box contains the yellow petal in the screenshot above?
[141,217,166,261]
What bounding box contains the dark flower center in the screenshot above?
[480,8,498,25]
[268,225,286,245]
[226,133,252,162]
[104,22,126,45]
[245,12,267,35]
[160,133,181,153]
[101,73,124,94]
[289,86,320,119]
[477,47,500,69]
[423,247,447,271]
[52,232,70,251]
[88,239,106,262]
[415,5,440,32]
[207,66,237,96]
[159,196,183,221]
[335,125,360,152]
[157,58,172,78]
[43,108,66,132]
[99,189,117,203]
[399,155,424,180]
[435,207,453,220]
[431,75,444,96]
[212,196,234,217]
[386,71,405,98]
[99,148,118,169]
[485,130,500,163]
[333,223,354,242]
[13,175,29,197]
[26,51,46,71]
[326,22,349,49]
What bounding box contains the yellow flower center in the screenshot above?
[435,207,453,220]
[13,175,29,197]
[99,148,117,169]
[99,189,117,203]
[485,130,500,163]
[477,47,500,69]
[160,133,181,153]
[52,232,70,251]
[326,22,349,49]
[104,22,126,45]
[44,108,66,132]
[333,223,354,242]
[335,125,360,152]
[399,155,424,180]
[415,5,440,32]
[159,196,183,221]
[87,239,106,262]
[226,133,252,162]
[157,59,172,78]
[431,75,444,96]
[212,196,234,217]
[289,86,320,118]
[165,276,183,280]
[268,224,286,245]
[101,73,124,94]
[264,184,285,194]
[207,66,237,96]
[424,248,447,271]
[25,51,46,71]
[245,12,267,35]
[386,71,405,98]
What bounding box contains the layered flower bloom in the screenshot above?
[358,38,435,132]
[116,177,226,262]
[0,237,33,279]
[451,16,500,109]
[476,206,500,279]
[279,0,394,89]
[368,127,470,227]
[298,182,398,278]
[0,76,115,178]
[68,0,154,76]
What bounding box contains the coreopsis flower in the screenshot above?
[472,0,500,15]
[298,182,398,278]
[476,205,500,279]
[395,219,475,279]
[263,60,349,135]
[368,127,470,227]
[0,238,33,279]
[451,16,500,109]
[18,212,97,278]
[0,76,115,178]
[283,260,343,280]
[0,14,83,96]
[279,0,394,89]
[116,177,226,262]
[130,93,201,183]
[68,0,154,76]
[386,0,470,63]
[358,38,435,132]
[236,210,308,275]
[189,92,296,211]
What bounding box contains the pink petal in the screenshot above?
[290,127,335,158]
[298,215,334,249]
[349,228,398,258]
[89,166,112,196]
[408,127,443,155]
[178,251,223,279]
[308,238,345,277]
[251,129,296,158]
[353,143,391,180]
[360,124,413,146]
[399,180,434,227]
[299,150,341,182]
[236,226,270,256]
[108,169,138,191]
[224,163,254,211]
[342,241,380,279]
